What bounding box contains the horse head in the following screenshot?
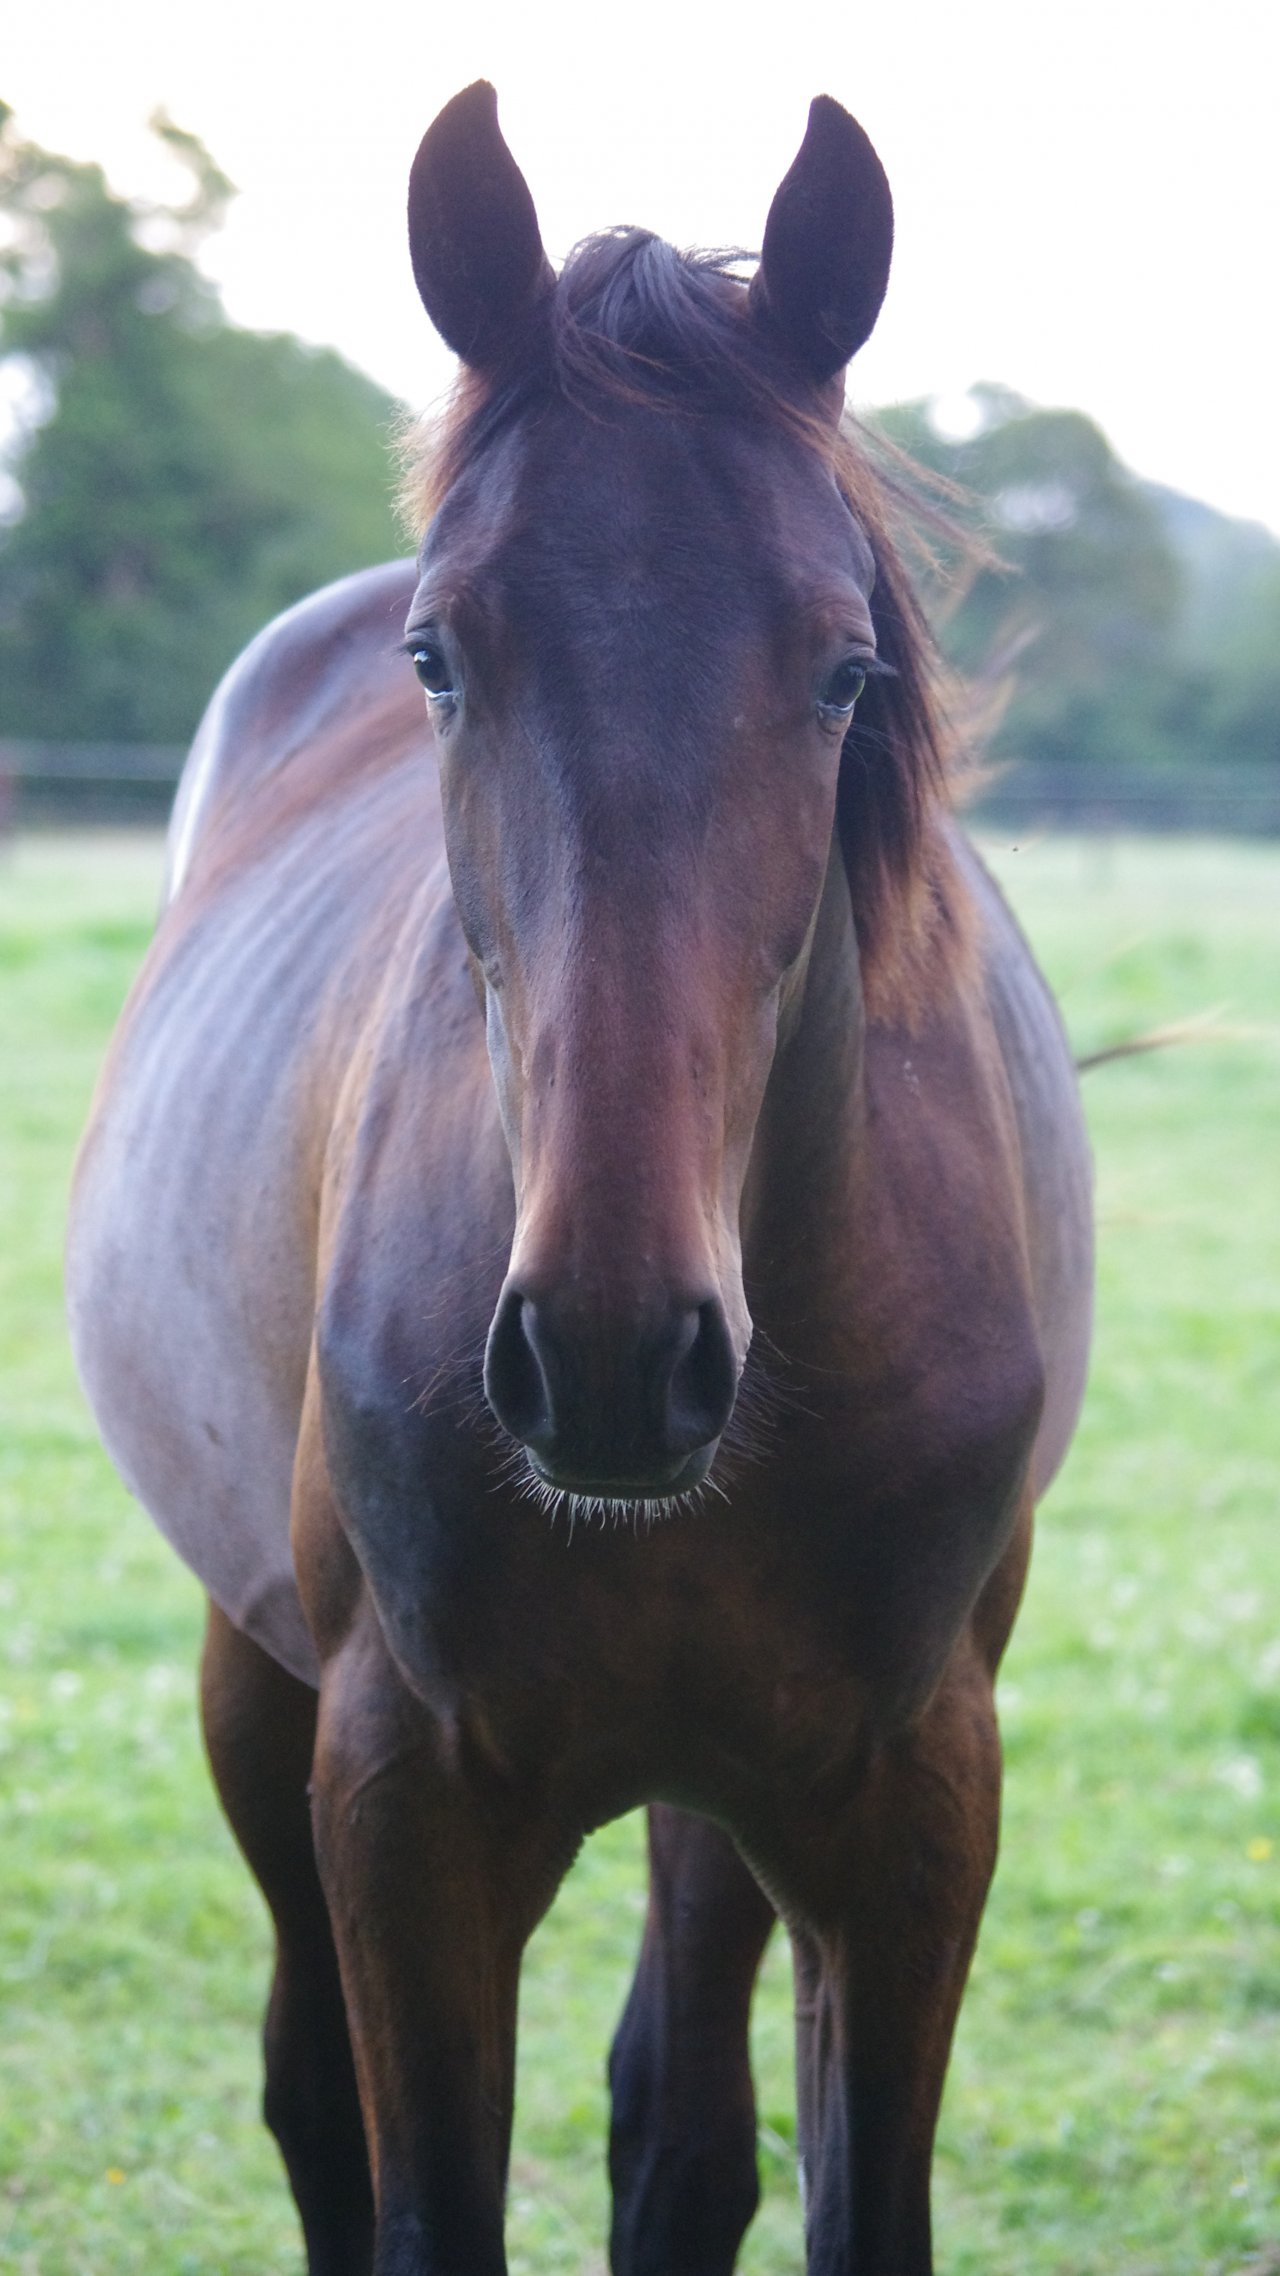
[405,84,899,1507]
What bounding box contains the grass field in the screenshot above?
[0,829,1277,2275]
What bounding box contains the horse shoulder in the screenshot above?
[852,830,1091,1501]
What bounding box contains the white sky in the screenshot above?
[6,0,1280,533]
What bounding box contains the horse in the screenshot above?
[66,82,1093,2276]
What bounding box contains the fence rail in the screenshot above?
[2,741,1278,835]
[967,758,1280,836]
[0,741,187,826]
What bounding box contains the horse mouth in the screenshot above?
[525,1442,719,1508]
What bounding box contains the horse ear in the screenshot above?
[751,96,894,383]
[408,80,554,369]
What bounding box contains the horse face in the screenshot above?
[409,403,878,1499]
[405,85,894,1504]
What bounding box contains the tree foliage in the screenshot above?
[876,386,1279,772]
[0,106,402,742]
[1,111,1275,771]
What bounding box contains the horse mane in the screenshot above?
[400,231,976,1026]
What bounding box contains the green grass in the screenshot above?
[1,829,1277,2274]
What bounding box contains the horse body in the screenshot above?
[70,559,1087,1721]
[68,84,1092,2276]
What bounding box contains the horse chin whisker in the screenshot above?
[499,1446,722,1535]
[490,1439,534,1487]
[404,1330,490,1424]
[431,1351,776,1517]
[702,1322,819,1492]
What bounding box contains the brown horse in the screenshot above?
[67,83,1092,2276]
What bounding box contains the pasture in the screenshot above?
[0,828,1276,2275]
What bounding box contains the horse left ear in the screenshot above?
[750,96,894,383]
[408,80,555,369]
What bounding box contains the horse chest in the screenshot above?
[336,1385,1031,1818]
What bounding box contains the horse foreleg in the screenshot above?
[779,1642,1003,2276]
[310,1614,570,2276]
[200,1598,374,2276]
[608,1802,776,2276]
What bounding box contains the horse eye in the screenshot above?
[818,660,868,718]
[410,643,455,701]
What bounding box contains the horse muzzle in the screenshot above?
[483,1281,740,1500]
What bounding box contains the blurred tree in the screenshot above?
[2,110,1274,777]
[874,385,1278,772]
[1202,557,1280,769]
[0,104,402,742]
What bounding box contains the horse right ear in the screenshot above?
[408,81,554,369]
[751,96,894,383]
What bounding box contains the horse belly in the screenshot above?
[66,835,363,1685]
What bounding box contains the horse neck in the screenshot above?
[741,837,871,1339]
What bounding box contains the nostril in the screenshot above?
[666,1298,739,1454]
[484,1286,552,1447]
[485,1282,739,1481]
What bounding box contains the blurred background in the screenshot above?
[1,5,1277,2272]
[2,0,1279,821]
